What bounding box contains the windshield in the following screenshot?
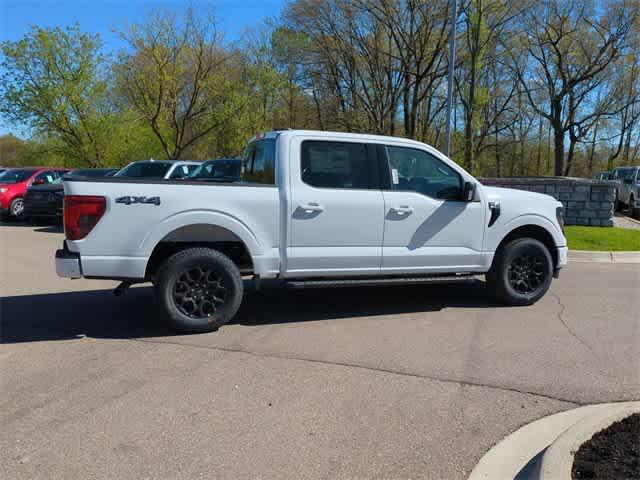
[189,160,241,180]
[115,162,172,178]
[0,169,37,184]
[67,168,116,178]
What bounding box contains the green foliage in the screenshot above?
[1,25,110,165]
[0,134,30,166]
[0,3,638,175]
[565,226,640,251]
[0,25,162,167]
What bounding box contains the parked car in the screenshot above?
[187,158,241,182]
[24,168,117,222]
[56,129,568,333]
[0,167,69,220]
[115,160,200,179]
[611,166,640,218]
[595,171,612,180]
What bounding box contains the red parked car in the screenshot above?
[0,167,69,220]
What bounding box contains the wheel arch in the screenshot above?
[493,224,559,269]
[141,212,263,279]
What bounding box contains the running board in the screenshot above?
[286,274,479,290]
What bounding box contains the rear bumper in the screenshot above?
[56,247,82,279]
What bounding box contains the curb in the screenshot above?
[468,401,640,480]
[468,404,610,480]
[540,401,640,479]
[569,250,640,263]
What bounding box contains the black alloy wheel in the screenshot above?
[507,251,547,295]
[172,266,228,319]
[155,247,243,333]
[486,237,553,306]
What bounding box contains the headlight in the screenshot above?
[556,206,565,234]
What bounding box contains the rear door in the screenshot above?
[285,137,384,276]
[379,144,486,273]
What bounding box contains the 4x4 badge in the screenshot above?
[115,196,161,206]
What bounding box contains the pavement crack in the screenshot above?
[131,337,583,406]
[551,293,599,359]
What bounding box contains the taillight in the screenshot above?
[64,195,106,240]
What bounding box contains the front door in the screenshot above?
[286,137,384,277]
[380,145,486,273]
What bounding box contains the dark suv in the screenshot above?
[24,168,117,222]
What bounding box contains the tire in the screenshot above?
[9,197,25,220]
[630,196,640,220]
[486,237,553,306]
[154,247,243,333]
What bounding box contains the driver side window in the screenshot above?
[33,171,56,185]
[386,146,462,200]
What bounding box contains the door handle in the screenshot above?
[300,202,325,213]
[390,205,414,215]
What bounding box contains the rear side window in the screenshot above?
[242,139,276,185]
[301,140,372,190]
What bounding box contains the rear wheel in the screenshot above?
[486,238,553,306]
[154,248,243,333]
[9,197,25,220]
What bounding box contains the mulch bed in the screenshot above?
[572,412,639,480]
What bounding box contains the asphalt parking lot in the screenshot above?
[1,223,639,479]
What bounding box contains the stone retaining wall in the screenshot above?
[479,177,616,227]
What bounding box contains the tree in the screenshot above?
[0,25,116,166]
[284,0,405,134]
[515,0,634,176]
[0,135,29,166]
[115,9,246,159]
[455,0,526,173]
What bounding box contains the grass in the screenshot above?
[564,226,640,251]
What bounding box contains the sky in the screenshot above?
[0,0,286,135]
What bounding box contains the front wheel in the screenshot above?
[631,197,640,220]
[614,196,623,212]
[486,238,553,306]
[154,248,244,333]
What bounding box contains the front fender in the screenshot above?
[486,214,565,252]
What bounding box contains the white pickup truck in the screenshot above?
[56,130,568,332]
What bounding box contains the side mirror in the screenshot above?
[32,178,45,185]
[462,181,476,202]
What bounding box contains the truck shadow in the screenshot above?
[0,219,63,233]
[1,280,501,344]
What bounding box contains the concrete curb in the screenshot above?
[467,402,640,480]
[540,401,640,479]
[569,250,640,263]
[468,404,610,480]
